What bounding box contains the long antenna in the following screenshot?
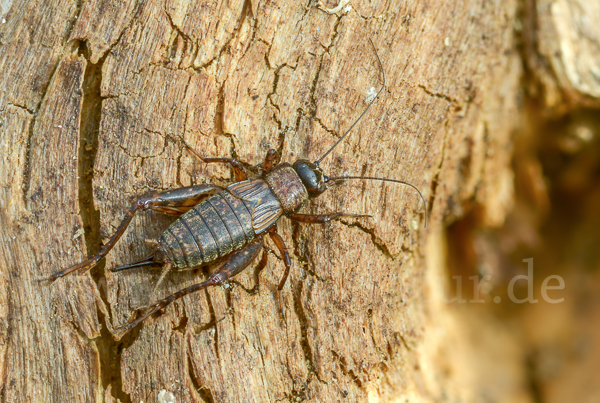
[326,176,428,227]
[314,38,386,166]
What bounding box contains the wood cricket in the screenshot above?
[47,40,427,337]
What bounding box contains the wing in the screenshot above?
[227,180,283,233]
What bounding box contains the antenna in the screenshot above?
[314,38,385,166]
[326,176,428,227]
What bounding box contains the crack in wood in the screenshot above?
[291,277,323,386]
[73,40,137,403]
[330,349,363,388]
[99,0,144,65]
[187,350,215,403]
[417,83,462,108]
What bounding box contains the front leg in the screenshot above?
[44,184,223,281]
[113,237,264,338]
[288,212,371,223]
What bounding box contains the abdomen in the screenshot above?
[158,191,256,270]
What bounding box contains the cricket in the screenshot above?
[46,39,427,337]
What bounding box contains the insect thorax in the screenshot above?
[265,163,309,212]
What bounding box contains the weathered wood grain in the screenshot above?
[0,50,106,401]
[523,0,600,111]
[0,0,570,402]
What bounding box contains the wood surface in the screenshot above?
[0,0,597,402]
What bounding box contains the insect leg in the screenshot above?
[262,149,278,174]
[287,212,371,223]
[267,226,291,290]
[255,249,269,282]
[180,139,248,181]
[113,237,264,338]
[45,184,223,281]
[149,184,223,215]
[200,157,247,181]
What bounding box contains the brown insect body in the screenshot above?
[46,40,427,337]
[159,163,307,271]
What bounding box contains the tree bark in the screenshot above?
[3,0,587,402]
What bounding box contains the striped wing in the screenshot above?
[227,180,283,233]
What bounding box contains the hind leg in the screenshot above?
[113,237,264,338]
[45,184,223,281]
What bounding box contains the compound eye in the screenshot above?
[293,160,325,196]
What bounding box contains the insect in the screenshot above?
[47,39,427,337]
